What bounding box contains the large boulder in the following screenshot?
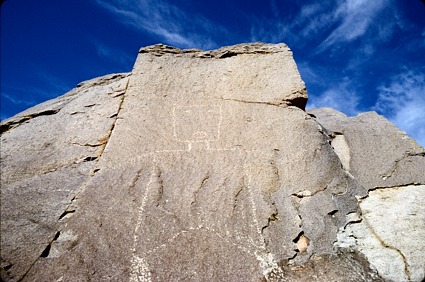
[308,108,425,282]
[1,43,423,281]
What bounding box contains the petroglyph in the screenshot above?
[173,105,222,142]
[128,104,285,281]
[8,43,421,282]
[173,104,222,151]
[129,256,151,282]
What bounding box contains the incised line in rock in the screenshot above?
[128,148,287,281]
[0,109,61,135]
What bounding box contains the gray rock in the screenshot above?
[309,107,425,281]
[1,43,423,281]
[308,108,425,188]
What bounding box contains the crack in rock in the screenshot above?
[336,184,425,281]
[0,109,60,134]
[191,174,210,206]
[221,95,307,110]
[380,152,425,180]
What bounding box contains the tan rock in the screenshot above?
[2,43,422,281]
[0,73,130,281]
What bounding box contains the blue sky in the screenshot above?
[1,0,424,146]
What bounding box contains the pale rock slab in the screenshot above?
[346,185,425,282]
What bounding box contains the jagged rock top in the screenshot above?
[0,73,130,134]
[134,42,307,110]
[138,42,291,58]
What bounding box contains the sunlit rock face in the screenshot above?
[1,43,424,282]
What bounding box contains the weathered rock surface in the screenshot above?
[1,73,130,281]
[1,43,424,281]
[308,108,425,282]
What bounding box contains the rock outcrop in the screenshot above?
[308,108,425,282]
[1,43,424,281]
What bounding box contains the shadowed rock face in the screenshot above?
[308,108,425,282]
[1,43,423,282]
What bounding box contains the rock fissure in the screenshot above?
[154,168,165,207]
[39,232,61,258]
[17,231,62,281]
[261,211,279,235]
[232,184,244,212]
[221,96,306,110]
[58,210,76,221]
[93,77,130,165]
[381,152,425,180]
[221,97,288,107]
[369,182,425,191]
[292,185,328,198]
[71,142,104,148]
[363,217,412,281]
[0,109,60,134]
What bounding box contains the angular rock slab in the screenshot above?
[308,108,425,188]
[19,44,371,281]
[309,107,425,282]
[0,73,130,281]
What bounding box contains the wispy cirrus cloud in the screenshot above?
[0,90,38,120]
[94,0,226,49]
[251,0,400,56]
[306,77,361,116]
[1,92,36,107]
[316,0,388,51]
[374,69,425,147]
[34,69,72,98]
[292,2,338,40]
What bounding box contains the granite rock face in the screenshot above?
[1,43,424,281]
[308,108,425,282]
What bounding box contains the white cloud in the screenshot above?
[94,0,224,49]
[306,78,360,116]
[316,0,389,52]
[295,3,338,39]
[249,2,337,44]
[1,92,36,106]
[375,70,425,147]
[250,0,398,54]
